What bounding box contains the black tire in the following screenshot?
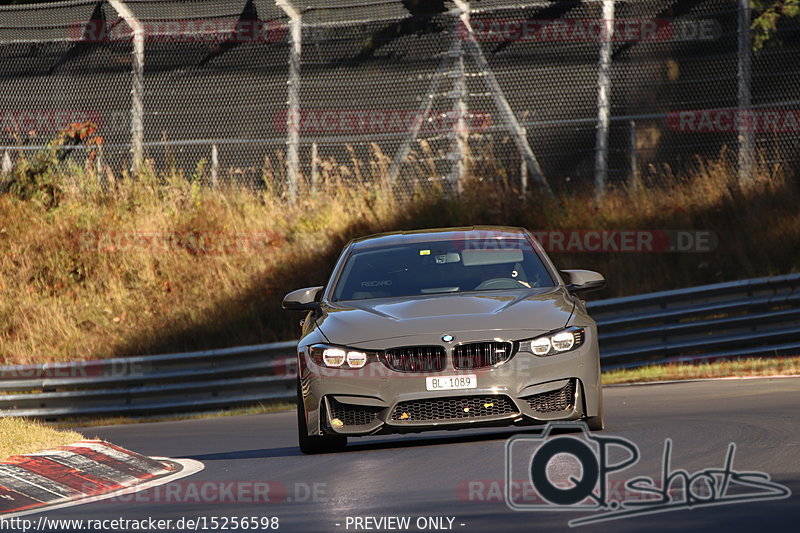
[296,383,347,454]
[586,393,605,431]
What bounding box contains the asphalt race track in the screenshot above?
[38,377,800,532]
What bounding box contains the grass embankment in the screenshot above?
[602,356,800,384]
[0,418,84,460]
[0,147,798,365]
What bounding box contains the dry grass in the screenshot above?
[0,418,84,460]
[0,147,798,364]
[602,356,800,384]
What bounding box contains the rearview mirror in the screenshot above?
[282,286,323,311]
[461,248,524,266]
[560,270,606,294]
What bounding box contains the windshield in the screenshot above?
[332,237,555,301]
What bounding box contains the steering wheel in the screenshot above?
[474,278,527,290]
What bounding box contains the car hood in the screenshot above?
[315,287,575,346]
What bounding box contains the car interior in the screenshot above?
[335,240,554,300]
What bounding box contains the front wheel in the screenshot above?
[585,394,605,431]
[296,383,347,454]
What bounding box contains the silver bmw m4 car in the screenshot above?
[283,227,606,454]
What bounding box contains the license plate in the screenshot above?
[426,374,477,391]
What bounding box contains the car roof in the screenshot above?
[350,226,529,249]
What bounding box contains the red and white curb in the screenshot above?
[0,440,203,517]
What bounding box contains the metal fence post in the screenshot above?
[109,0,144,174]
[450,4,469,194]
[311,141,319,194]
[594,0,615,200]
[520,127,528,195]
[629,120,639,192]
[211,144,219,188]
[1,151,11,176]
[277,0,301,202]
[738,0,754,183]
[453,0,552,198]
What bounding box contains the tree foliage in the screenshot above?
[752,0,800,49]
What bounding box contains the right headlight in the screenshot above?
[308,344,375,368]
[519,327,585,356]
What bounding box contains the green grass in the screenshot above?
[602,356,800,384]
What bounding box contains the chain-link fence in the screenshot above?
[1,0,798,197]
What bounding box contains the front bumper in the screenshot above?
[298,328,602,437]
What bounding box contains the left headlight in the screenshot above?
[308,344,376,369]
[519,327,585,356]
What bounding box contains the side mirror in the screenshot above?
[560,270,606,294]
[282,286,323,311]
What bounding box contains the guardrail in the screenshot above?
[2,273,799,419]
[589,272,800,368]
